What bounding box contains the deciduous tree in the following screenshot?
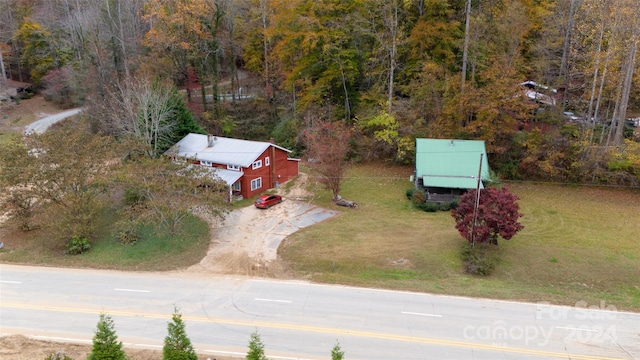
[451,186,524,246]
[144,0,224,115]
[117,155,229,235]
[304,121,352,202]
[359,0,404,114]
[357,109,414,163]
[269,0,364,119]
[14,18,70,85]
[94,76,205,156]
[0,134,39,231]
[0,126,121,250]
[112,77,177,155]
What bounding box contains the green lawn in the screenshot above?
[0,207,211,271]
[279,164,640,311]
[0,130,18,145]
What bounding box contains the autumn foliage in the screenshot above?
[304,121,352,202]
[451,186,524,245]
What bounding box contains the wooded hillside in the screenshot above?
[1,0,639,185]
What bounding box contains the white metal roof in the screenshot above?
[183,164,243,186]
[201,167,243,186]
[169,134,291,168]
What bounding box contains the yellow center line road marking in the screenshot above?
[1,303,622,360]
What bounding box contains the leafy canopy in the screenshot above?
[304,121,352,201]
[451,186,524,245]
[0,126,121,249]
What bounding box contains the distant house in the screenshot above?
[1,79,33,100]
[520,80,559,107]
[167,134,299,200]
[414,138,491,202]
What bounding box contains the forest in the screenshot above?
[1,0,640,186]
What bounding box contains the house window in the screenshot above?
[227,164,240,171]
[265,157,270,166]
[232,181,241,191]
[201,160,212,166]
[252,160,262,169]
[251,177,262,191]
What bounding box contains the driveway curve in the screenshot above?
[187,198,338,275]
[23,108,82,134]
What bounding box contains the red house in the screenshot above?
[169,134,299,200]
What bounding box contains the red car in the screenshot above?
[254,194,282,209]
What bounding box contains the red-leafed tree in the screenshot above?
[452,186,524,246]
[304,121,352,202]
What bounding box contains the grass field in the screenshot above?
[279,164,640,311]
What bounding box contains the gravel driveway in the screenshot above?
[185,197,338,275]
[23,108,82,134]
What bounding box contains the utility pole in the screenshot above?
[470,153,483,248]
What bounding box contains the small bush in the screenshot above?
[460,243,500,275]
[405,188,416,200]
[439,202,451,211]
[45,352,74,360]
[411,189,426,205]
[124,187,144,206]
[419,202,440,212]
[113,219,140,245]
[66,237,91,255]
[117,228,140,245]
[450,198,459,210]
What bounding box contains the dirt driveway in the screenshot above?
[185,173,339,276]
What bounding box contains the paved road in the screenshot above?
[23,108,82,134]
[1,264,639,359]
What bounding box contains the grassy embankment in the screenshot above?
[279,164,640,311]
[0,208,211,271]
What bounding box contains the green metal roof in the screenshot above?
[415,138,490,189]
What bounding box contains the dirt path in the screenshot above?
[23,108,82,134]
[183,172,338,276]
